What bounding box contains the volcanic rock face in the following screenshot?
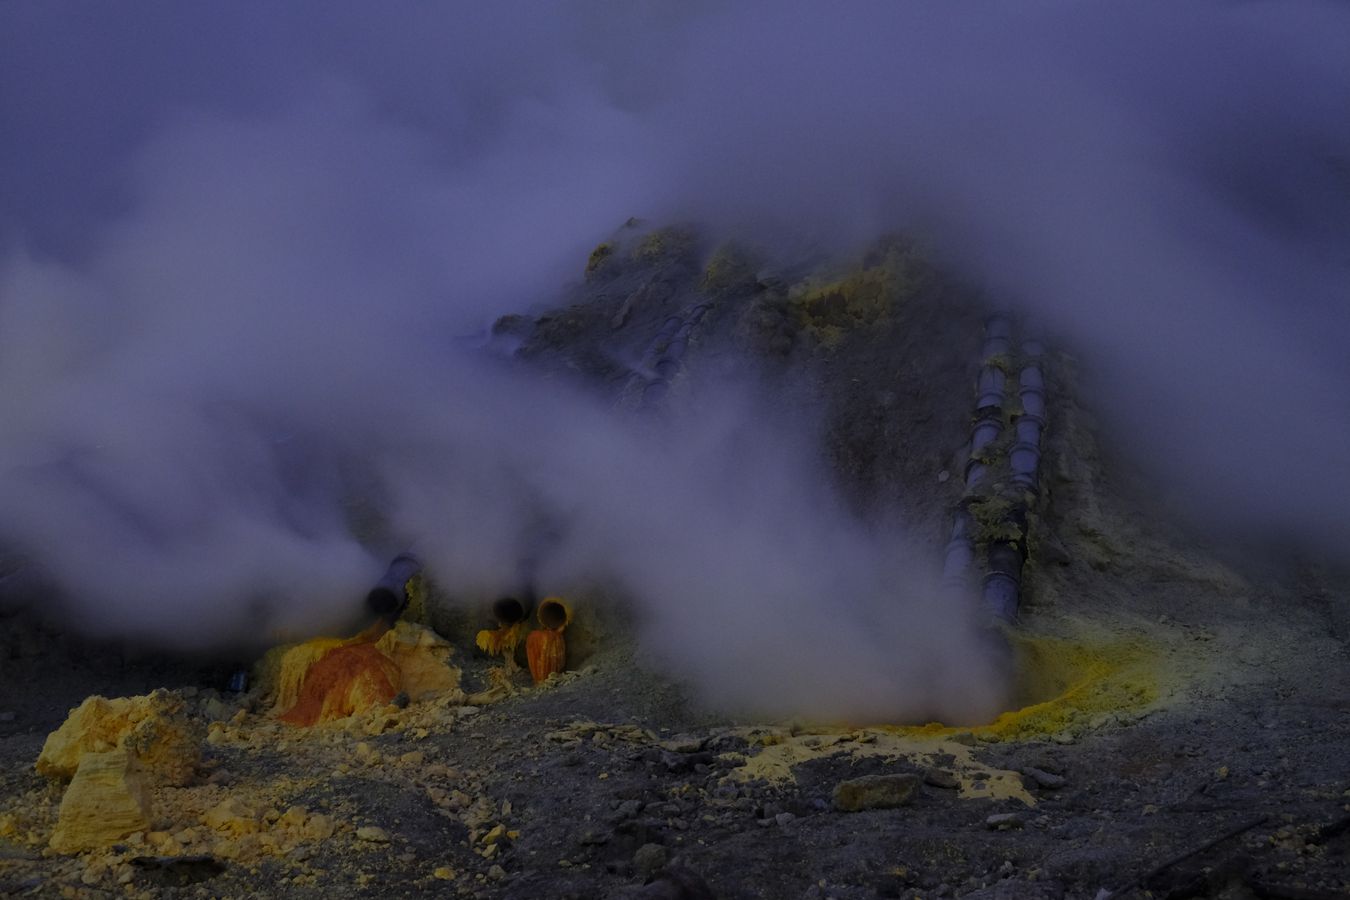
[36,689,201,786]
[47,749,152,854]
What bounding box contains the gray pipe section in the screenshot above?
[365,552,422,622]
[974,367,1007,412]
[978,325,1050,623]
[945,313,1016,595]
[970,411,1002,455]
[1009,331,1046,494]
[982,541,1022,622]
[964,313,1014,488]
[941,508,975,591]
[640,302,713,409]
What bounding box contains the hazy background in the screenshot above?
[1,1,1346,719]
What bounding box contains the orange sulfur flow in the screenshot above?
[526,597,572,683]
[278,642,400,727]
[263,620,462,727]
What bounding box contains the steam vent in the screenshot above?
[2,6,1349,898]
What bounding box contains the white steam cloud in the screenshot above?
[0,1,1346,720]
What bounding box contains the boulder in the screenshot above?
[37,690,201,786]
[831,773,921,812]
[48,749,152,853]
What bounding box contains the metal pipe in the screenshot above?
[1014,414,1043,446]
[949,314,1051,626]
[941,509,975,590]
[663,337,688,360]
[365,553,422,621]
[970,411,1003,455]
[985,314,1013,340]
[963,457,988,490]
[982,541,1023,623]
[491,590,536,626]
[1009,441,1041,492]
[975,367,1007,411]
[1019,386,1046,419]
[536,596,572,630]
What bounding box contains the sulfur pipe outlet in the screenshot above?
[365,553,422,621]
[537,596,573,630]
[492,591,536,626]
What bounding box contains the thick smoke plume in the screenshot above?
[1,1,1347,720]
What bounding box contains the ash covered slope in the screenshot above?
[503,224,983,543]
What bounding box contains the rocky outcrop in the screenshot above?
[262,621,462,727]
[831,773,922,812]
[47,749,152,853]
[375,621,463,702]
[37,690,201,786]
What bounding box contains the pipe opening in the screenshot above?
[537,597,571,630]
[365,587,402,618]
[364,553,422,621]
[492,593,534,626]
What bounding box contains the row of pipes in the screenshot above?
[942,313,1048,624]
[637,301,713,408]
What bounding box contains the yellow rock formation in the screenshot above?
[375,621,463,702]
[37,689,201,786]
[48,749,152,853]
[261,621,462,727]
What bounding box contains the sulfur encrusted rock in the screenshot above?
[277,642,401,726]
[260,621,463,727]
[48,749,153,853]
[37,689,202,786]
[374,621,463,703]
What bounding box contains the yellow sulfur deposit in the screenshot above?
[37,689,201,786]
[47,749,153,853]
[377,620,463,701]
[725,626,1171,801]
[898,629,1165,742]
[475,621,526,660]
[259,621,463,727]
